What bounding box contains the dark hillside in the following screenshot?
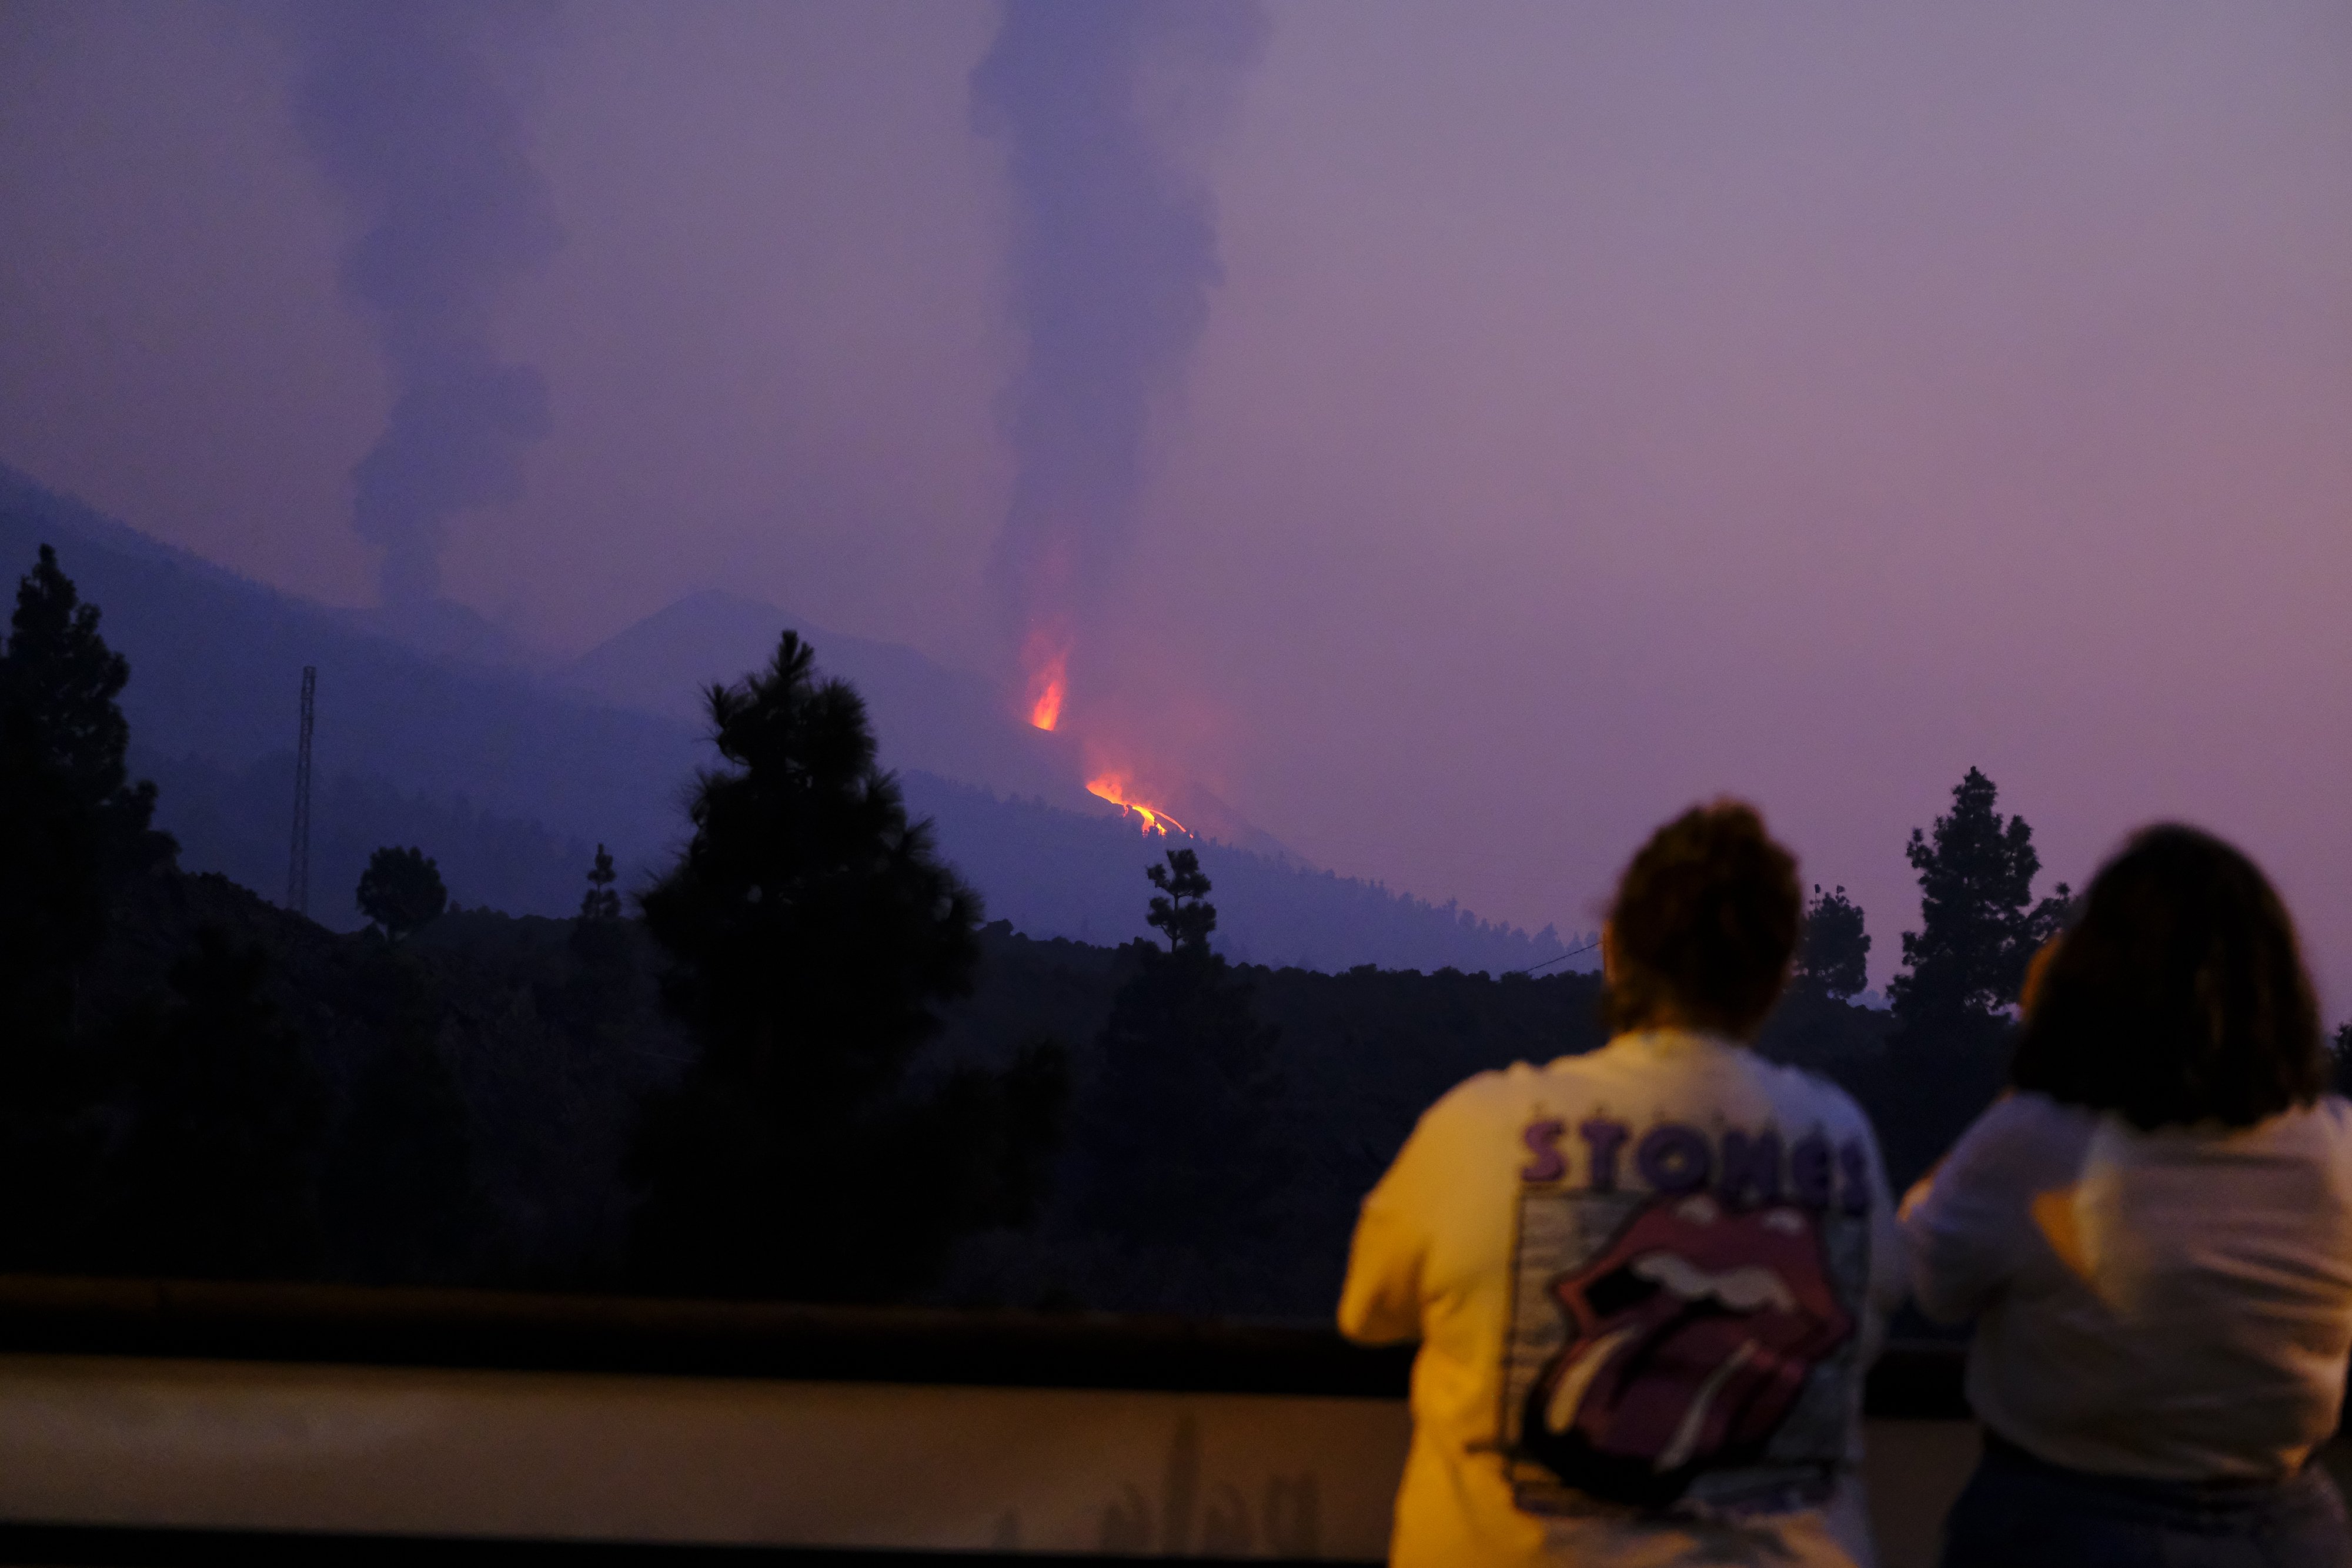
[44,868,1920,1319]
[77,869,683,1286]
[135,748,597,927]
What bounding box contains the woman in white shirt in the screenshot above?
[1903,824,2352,1567]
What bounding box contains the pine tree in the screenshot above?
[1794,884,1870,1001]
[1075,850,1286,1248]
[1889,767,2072,1029]
[318,938,477,1285]
[0,544,173,1268]
[568,842,630,978]
[629,631,1053,1299]
[1147,847,1215,953]
[0,544,173,1034]
[579,842,621,921]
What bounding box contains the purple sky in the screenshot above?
[4,1,2349,1003]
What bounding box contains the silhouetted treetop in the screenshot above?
[638,630,981,1089]
[8,544,129,793]
[631,630,1028,1301]
[1890,767,2070,1028]
[358,845,447,941]
[1,543,172,871]
[0,543,172,1047]
[1796,884,1870,1001]
[579,842,620,922]
[1075,848,1281,1248]
[1147,846,1215,955]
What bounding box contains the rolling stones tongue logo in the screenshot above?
[1518,1193,1853,1508]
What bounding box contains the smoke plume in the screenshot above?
[972,0,1269,715]
[282,1,562,609]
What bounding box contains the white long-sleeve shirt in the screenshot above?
[1902,1091,2352,1480]
[1339,1029,1905,1567]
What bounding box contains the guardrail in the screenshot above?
[0,1276,1972,1566]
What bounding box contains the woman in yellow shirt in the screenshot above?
[1341,801,1904,1567]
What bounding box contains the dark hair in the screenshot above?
[2010,824,2323,1131]
[1606,800,1800,1039]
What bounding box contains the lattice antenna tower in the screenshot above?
[288,665,316,915]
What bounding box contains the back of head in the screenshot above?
[1607,800,1800,1039]
[2012,824,2323,1131]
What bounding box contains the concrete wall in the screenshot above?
[0,1353,1985,1565]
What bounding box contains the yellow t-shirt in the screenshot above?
[1338,1029,1905,1567]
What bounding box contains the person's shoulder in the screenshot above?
[1416,1055,1598,1126]
[1426,1058,1549,1113]
[1973,1089,2097,1141]
[2304,1094,2352,1133]
[1742,1051,1879,1139]
[1933,1090,2097,1179]
[2274,1094,2352,1154]
[2293,1099,2352,1203]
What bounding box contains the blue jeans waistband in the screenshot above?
[1980,1427,2302,1509]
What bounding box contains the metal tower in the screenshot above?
[288,665,316,915]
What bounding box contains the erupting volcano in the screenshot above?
[1028,667,1064,731]
[1015,627,1195,841]
[1023,634,1067,731]
[1087,774,1188,837]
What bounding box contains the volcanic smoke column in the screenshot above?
[281,1,562,611]
[971,0,1269,730]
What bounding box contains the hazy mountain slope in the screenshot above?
[904,775,1584,974]
[566,591,1302,861]
[136,748,600,930]
[0,464,697,876]
[1,464,1575,970]
[565,589,1091,811]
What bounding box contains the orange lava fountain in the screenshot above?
[1028,673,1064,731]
[1024,640,1067,731]
[1088,774,1189,837]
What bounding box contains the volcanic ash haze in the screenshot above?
[971,0,1269,737]
[279,0,562,617]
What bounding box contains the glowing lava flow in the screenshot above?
[1088,774,1189,837]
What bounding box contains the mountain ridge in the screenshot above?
[0,462,1578,972]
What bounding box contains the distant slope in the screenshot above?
[564,589,1092,812]
[135,748,600,927]
[906,774,1585,974]
[563,590,1301,861]
[0,464,697,896]
[0,464,1577,969]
